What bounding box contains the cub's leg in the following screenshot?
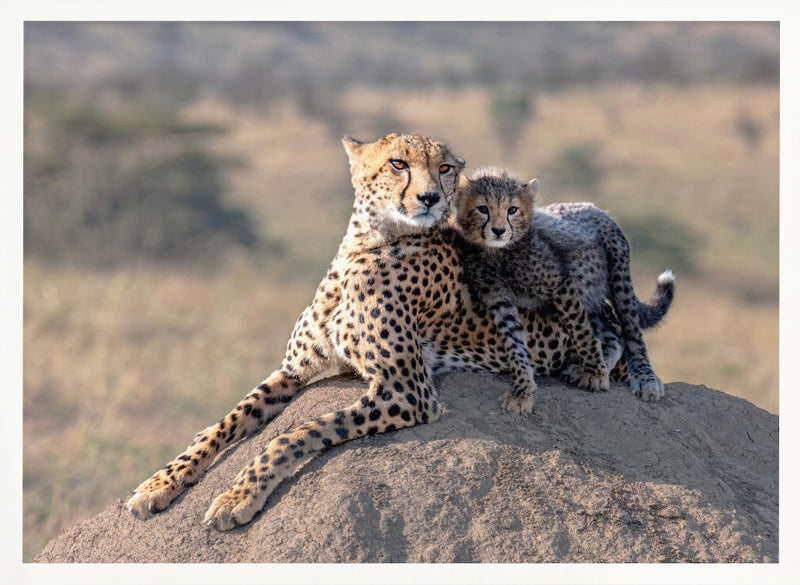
[605,225,664,400]
[204,333,438,530]
[593,304,625,372]
[592,305,631,382]
[126,304,333,518]
[558,305,627,385]
[489,301,536,415]
[553,279,610,392]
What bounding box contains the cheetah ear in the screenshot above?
[341,135,365,165]
[527,178,540,199]
[454,174,471,201]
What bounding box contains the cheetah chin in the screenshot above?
[388,207,443,228]
[484,236,511,248]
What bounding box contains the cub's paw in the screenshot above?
[562,364,609,392]
[204,486,267,531]
[500,391,534,416]
[629,375,665,402]
[127,471,185,518]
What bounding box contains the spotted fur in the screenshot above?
[455,169,613,409]
[126,134,630,531]
[455,167,675,408]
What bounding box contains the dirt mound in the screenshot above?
[36,373,778,563]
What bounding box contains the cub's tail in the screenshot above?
[638,270,675,330]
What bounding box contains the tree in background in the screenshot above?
[545,142,605,197]
[24,90,263,269]
[489,88,535,154]
[735,107,764,155]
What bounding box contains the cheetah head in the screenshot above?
[455,167,538,248]
[342,133,465,237]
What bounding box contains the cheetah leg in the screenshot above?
[127,306,334,518]
[490,301,536,416]
[204,341,438,530]
[606,229,664,400]
[559,307,628,385]
[592,305,625,372]
[616,313,663,399]
[622,340,663,401]
[592,305,630,382]
[126,368,316,517]
[553,280,610,393]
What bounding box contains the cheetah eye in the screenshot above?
[390,160,409,171]
[477,205,490,215]
[438,164,452,174]
[507,206,519,215]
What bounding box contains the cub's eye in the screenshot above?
[477,205,490,215]
[439,164,452,174]
[390,160,409,170]
[507,206,519,215]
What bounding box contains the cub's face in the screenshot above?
[343,133,465,235]
[455,170,538,248]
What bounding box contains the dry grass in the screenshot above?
[24,83,778,561]
[636,275,778,413]
[23,259,316,560]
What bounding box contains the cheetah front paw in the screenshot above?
[562,364,610,392]
[500,391,534,416]
[629,375,665,402]
[127,472,185,518]
[204,486,268,531]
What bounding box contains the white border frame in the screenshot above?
[3,2,795,584]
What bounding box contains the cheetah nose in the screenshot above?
[491,227,507,236]
[417,192,440,208]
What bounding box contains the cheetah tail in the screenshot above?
[637,270,675,330]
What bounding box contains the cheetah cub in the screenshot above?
[454,169,611,414]
[455,168,675,412]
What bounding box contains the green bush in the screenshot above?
[96,151,255,261]
[489,88,535,152]
[617,212,705,274]
[53,104,225,146]
[545,142,605,196]
[735,111,764,154]
[24,94,262,268]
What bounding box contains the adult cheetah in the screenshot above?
[127,133,629,530]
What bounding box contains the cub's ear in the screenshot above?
[527,178,540,199]
[454,173,471,199]
[452,175,474,210]
[341,135,365,165]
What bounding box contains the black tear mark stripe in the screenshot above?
[481,213,491,240]
[398,168,412,216]
[438,167,450,198]
[399,168,411,203]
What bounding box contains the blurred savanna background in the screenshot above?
[23,22,779,561]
